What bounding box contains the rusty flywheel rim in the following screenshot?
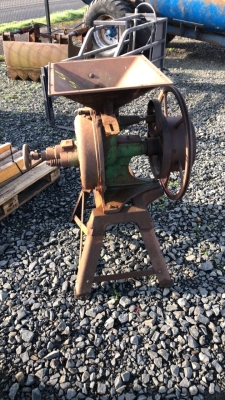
[158,85,195,201]
[75,108,105,192]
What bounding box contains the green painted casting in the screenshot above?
[104,135,148,187]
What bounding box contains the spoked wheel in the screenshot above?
[158,85,196,200]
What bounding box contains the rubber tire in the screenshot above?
[83,0,134,57]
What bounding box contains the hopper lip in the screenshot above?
[48,82,173,97]
[48,55,173,98]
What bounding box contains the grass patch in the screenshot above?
[112,285,120,300]
[0,7,86,34]
[0,55,5,62]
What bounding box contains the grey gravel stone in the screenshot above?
[119,296,131,307]
[212,360,223,373]
[180,377,190,388]
[25,375,35,386]
[28,261,37,272]
[200,261,214,271]
[125,394,136,400]
[86,307,98,318]
[0,291,8,301]
[121,372,130,382]
[104,317,114,329]
[209,383,215,394]
[189,325,199,340]
[20,351,29,363]
[158,349,169,360]
[189,385,198,396]
[184,367,193,379]
[86,348,95,359]
[20,329,34,342]
[35,368,48,380]
[115,376,123,389]
[66,388,76,399]
[171,365,179,377]
[118,313,129,323]
[32,388,42,400]
[188,335,199,348]
[15,371,25,385]
[44,350,60,360]
[9,383,19,400]
[199,352,210,363]
[130,336,139,345]
[196,314,209,325]
[17,309,27,321]
[97,382,107,395]
[0,244,9,255]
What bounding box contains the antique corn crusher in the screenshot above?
[23,55,196,296]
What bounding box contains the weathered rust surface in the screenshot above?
[48,55,173,110]
[74,189,172,297]
[153,0,225,13]
[3,25,89,80]
[75,109,106,193]
[22,58,196,297]
[157,85,196,200]
[150,0,225,35]
[197,0,225,8]
[3,41,80,81]
[23,140,79,168]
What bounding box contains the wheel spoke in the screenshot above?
[163,93,168,117]
[178,160,184,185]
[161,174,169,188]
[175,117,184,129]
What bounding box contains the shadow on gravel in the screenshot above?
[205,393,225,400]
[166,38,225,65]
[0,371,65,399]
[0,110,78,158]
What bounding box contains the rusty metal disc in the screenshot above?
[148,114,172,180]
[22,143,31,170]
[75,109,105,191]
[147,99,163,136]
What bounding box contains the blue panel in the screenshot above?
[149,0,225,34]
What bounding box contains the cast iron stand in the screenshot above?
[72,184,172,297]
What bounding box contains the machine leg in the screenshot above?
[140,228,172,287]
[75,234,104,297]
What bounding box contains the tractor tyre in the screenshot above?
[83,0,134,57]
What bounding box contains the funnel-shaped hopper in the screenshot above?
[48,55,172,110]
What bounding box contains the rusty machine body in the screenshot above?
[23,55,196,296]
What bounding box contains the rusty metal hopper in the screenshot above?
[48,55,173,110]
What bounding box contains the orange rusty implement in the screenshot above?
[3,25,89,81]
[48,55,173,110]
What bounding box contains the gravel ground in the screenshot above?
[0,36,225,400]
